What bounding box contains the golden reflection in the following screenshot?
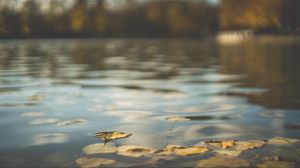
[219,39,300,108]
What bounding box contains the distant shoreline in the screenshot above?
[0,34,299,41]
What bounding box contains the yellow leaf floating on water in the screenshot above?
[82,143,118,155]
[75,157,115,168]
[256,160,295,168]
[268,137,299,146]
[156,144,208,156]
[165,115,190,122]
[235,140,266,150]
[173,146,209,156]
[118,145,156,157]
[165,144,183,151]
[95,131,131,142]
[205,140,236,149]
[196,156,250,168]
[221,140,236,149]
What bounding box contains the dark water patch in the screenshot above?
[283,124,300,130]
[185,115,215,121]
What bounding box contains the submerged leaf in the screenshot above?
[214,149,242,157]
[197,156,250,168]
[235,140,265,150]
[165,115,190,122]
[268,137,299,146]
[157,144,209,156]
[156,144,183,155]
[82,143,118,155]
[173,146,209,156]
[95,131,131,142]
[75,157,115,168]
[118,145,156,157]
[256,160,295,168]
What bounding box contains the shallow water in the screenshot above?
[0,38,299,167]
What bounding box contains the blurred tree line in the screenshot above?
[0,0,218,38]
[0,0,299,38]
[219,0,300,33]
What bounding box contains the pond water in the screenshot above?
[0,38,299,167]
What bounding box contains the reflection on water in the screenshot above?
[0,39,299,167]
[219,40,300,109]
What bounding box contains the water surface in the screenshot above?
[0,38,299,167]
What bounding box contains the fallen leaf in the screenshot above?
[82,143,118,155]
[235,140,265,150]
[56,118,87,126]
[156,144,184,155]
[21,112,45,117]
[205,141,222,148]
[118,145,156,157]
[95,131,131,143]
[214,149,242,157]
[256,160,295,168]
[196,156,250,168]
[165,144,183,151]
[221,140,236,149]
[205,140,236,149]
[173,146,209,156]
[158,144,209,156]
[75,157,115,168]
[268,137,299,146]
[165,115,190,122]
[156,149,174,156]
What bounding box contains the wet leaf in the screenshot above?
[214,149,242,157]
[158,144,209,156]
[256,160,295,168]
[268,137,299,146]
[221,140,236,149]
[75,157,115,168]
[82,143,118,155]
[205,140,236,149]
[56,118,87,126]
[173,146,209,156]
[165,144,183,151]
[21,111,45,117]
[118,145,156,157]
[95,131,131,142]
[156,144,183,155]
[165,115,190,122]
[205,141,223,148]
[197,156,250,168]
[235,140,266,150]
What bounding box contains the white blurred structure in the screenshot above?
[216,29,254,45]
